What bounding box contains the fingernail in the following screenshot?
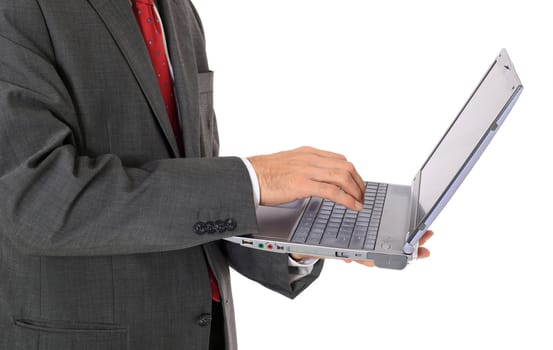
[355,201,363,211]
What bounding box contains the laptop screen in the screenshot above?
[413,50,523,235]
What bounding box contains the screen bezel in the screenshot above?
[403,49,523,254]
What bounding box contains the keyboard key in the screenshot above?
[321,236,349,248]
[292,231,309,243]
[293,183,387,251]
[349,235,366,249]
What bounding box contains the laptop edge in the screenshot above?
[225,48,523,270]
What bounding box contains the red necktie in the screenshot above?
[131,0,184,155]
[131,0,220,302]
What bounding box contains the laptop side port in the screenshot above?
[241,239,254,246]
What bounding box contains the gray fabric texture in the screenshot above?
[0,0,323,349]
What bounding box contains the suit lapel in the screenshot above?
[157,0,201,158]
[86,0,181,157]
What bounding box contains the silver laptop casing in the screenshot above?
[225,49,523,269]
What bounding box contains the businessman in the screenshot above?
[0,1,431,349]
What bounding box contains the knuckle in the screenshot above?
[344,161,355,172]
[326,185,343,199]
[340,170,351,183]
[305,154,318,164]
[317,184,332,199]
[344,196,357,208]
[334,169,351,185]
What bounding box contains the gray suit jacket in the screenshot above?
[0,1,323,349]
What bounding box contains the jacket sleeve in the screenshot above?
[223,242,324,299]
[0,2,258,257]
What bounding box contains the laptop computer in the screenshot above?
[225,48,523,269]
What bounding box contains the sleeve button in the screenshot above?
[215,220,226,233]
[205,221,217,234]
[225,218,237,231]
[197,313,212,327]
[193,222,206,234]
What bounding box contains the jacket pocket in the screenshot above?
[198,71,218,157]
[14,318,127,350]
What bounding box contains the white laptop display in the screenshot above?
[225,49,523,269]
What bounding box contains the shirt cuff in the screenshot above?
[287,256,319,283]
[241,158,260,207]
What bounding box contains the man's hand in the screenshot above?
[248,146,365,211]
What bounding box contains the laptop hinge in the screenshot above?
[407,172,421,236]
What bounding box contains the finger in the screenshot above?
[334,163,364,199]
[291,255,319,261]
[301,157,364,203]
[311,182,363,211]
[355,260,375,267]
[343,163,364,195]
[419,230,434,245]
[310,167,364,202]
[309,155,365,195]
[417,247,430,259]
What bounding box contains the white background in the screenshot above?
[193,0,552,349]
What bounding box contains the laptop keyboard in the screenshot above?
[291,182,388,250]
